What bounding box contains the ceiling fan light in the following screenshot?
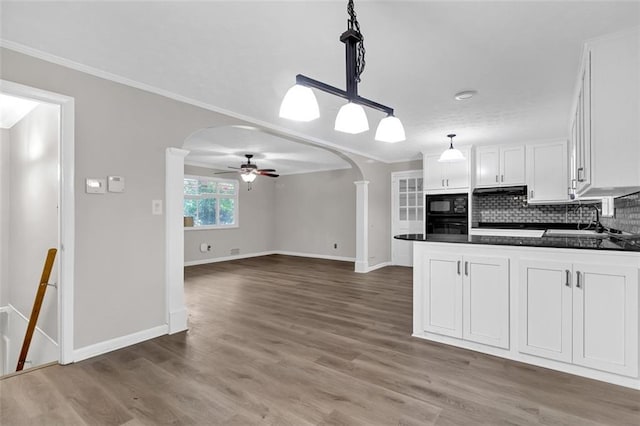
[279,84,320,122]
[334,102,369,134]
[375,115,406,143]
[241,172,257,183]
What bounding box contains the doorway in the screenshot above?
[391,170,423,267]
[0,80,75,375]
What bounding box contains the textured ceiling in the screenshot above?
[1,1,639,165]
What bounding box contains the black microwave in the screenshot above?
[426,194,468,216]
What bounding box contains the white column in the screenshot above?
[166,147,189,334]
[354,180,369,273]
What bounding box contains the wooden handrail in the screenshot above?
[16,248,57,372]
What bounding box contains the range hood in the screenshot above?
[473,185,527,195]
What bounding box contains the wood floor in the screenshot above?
[1,255,639,425]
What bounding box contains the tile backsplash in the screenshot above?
[473,191,640,234]
[472,194,597,225]
[601,191,640,234]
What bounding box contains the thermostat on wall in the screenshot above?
[108,176,125,193]
[85,178,106,194]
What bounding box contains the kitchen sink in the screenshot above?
[544,229,608,238]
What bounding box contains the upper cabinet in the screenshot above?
[423,147,471,192]
[476,145,525,187]
[526,141,570,204]
[569,28,640,198]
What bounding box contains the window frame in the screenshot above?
[183,174,240,230]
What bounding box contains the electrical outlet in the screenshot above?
[333,243,338,249]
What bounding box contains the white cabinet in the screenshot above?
[476,145,525,187]
[526,141,569,203]
[520,260,638,377]
[569,28,640,198]
[418,250,509,349]
[423,148,470,192]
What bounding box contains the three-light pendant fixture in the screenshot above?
[279,0,406,143]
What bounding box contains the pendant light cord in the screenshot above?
[347,0,366,82]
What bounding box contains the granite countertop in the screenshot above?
[394,233,640,252]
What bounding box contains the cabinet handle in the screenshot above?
[529,190,534,199]
[577,167,584,182]
[576,271,581,288]
[464,261,469,276]
[495,175,498,183]
[501,174,504,182]
[457,260,461,275]
[441,179,444,187]
[446,179,449,187]
[565,269,571,287]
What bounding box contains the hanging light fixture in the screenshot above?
[279,0,405,143]
[240,172,257,183]
[438,134,466,162]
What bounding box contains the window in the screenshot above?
[183,175,238,228]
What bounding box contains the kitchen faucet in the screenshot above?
[578,203,604,233]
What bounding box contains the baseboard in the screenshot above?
[365,261,391,272]
[274,251,355,263]
[184,251,277,266]
[168,309,188,335]
[354,260,369,273]
[73,324,168,362]
[185,250,355,267]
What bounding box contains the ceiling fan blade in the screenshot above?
[258,172,279,178]
[256,169,276,172]
[227,166,241,170]
[214,171,239,174]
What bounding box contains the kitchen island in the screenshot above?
[400,233,640,389]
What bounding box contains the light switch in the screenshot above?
[601,197,614,218]
[108,176,125,192]
[85,178,106,194]
[152,200,163,215]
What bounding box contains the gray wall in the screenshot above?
[7,104,60,341]
[0,129,9,307]
[184,165,276,263]
[1,47,240,349]
[274,168,358,258]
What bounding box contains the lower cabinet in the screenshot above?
[519,260,638,377]
[421,253,509,349]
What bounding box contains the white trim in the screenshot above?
[365,261,392,272]
[354,181,369,273]
[184,250,354,267]
[184,159,352,177]
[73,325,168,363]
[6,304,58,347]
[166,148,190,335]
[184,225,239,231]
[0,41,389,164]
[0,79,75,366]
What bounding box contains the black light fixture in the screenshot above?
[279,0,405,143]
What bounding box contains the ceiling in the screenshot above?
[1,1,639,166]
[184,125,352,175]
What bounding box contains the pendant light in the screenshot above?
[438,134,465,163]
[279,0,405,143]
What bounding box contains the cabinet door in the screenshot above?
[519,260,573,362]
[444,154,469,190]
[476,147,500,187]
[423,154,444,190]
[500,145,525,186]
[462,256,510,348]
[526,141,569,203]
[423,253,463,338]
[573,263,638,377]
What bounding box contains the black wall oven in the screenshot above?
[425,193,469,235]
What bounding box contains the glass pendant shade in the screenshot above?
[241,172,257,183]
[438,145,466,162]
[375,115,406,143]
[334,102,369,134]
[279,84,320,121]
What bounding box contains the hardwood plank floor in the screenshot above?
[1,255,639,425]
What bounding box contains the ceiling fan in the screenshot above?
[215,154,279,187]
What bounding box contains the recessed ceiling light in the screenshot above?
[454,90,477,101]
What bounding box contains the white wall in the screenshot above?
[184,165,276,263]
[0,129,9,307]
[274,168,358,259]
[1,47,241,349]
[8,103,60,341]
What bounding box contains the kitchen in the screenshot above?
[396,27,640,389]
